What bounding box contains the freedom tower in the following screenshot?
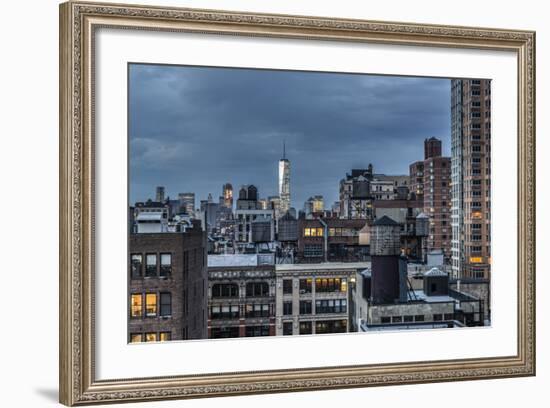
[278,141,291,216]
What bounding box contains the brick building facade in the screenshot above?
[128,227,207,342]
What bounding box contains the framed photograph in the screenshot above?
[59,1,536,405]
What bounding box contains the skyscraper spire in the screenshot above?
[279,139,290,216]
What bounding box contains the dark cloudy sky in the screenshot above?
[129,63,451,208]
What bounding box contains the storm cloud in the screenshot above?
[129,63,451,208]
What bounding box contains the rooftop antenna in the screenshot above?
[283,139,286,160]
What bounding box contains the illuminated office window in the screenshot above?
[145,293,157,317]
[159,332,171,342]
[130,294,142,318]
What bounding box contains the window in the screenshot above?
[283,301,293,316]
[299,321,312,335]
[130,254,142,278]
[145,333,157,342]
[245,303,269,318]
[159,332,171,341]
[245,325,270,337]
[380,316,391,324]
[283,322,293,335]
[433,314,443,321]
[246,282,269,297]
[299,301,312,315]
[315,299,347,314]
[210,327,240,339]
[212,283,239,298]
[130,294,142,318]
[304,227,323,237]
[282,279,293,295]
[304,244,323,257]
[392,316,403,323]
[160,253,171,276]
[299,278,312,294]
[130,333,143,343]
[160,292,171,317]
[315,320,347,334]
[211,304,239,319]
[145,293,157,317]
[315,278,347,293]
[444,313,454,321]
[145,254,157,277]
[404,315,414,323]
[414,315,425,322]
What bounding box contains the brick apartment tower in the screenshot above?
[451,79,491,279]
[410,138,452,261]
[128,227,207,342]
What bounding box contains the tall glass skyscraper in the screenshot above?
[278,142,291,217]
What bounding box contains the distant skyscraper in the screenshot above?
[304,196,324,216]
[278,141,291,217]
[409,139,451,260]
[451,79,491,279]
[155,186,165,202]
[178,192,195,217]
[222,183,233,209]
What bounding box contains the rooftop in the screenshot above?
[424,267,448,277]
[208,254,274,267]
[410,290,454,303]
[373,215,398,226]
[276,262,371,272]
[136,212,163,221]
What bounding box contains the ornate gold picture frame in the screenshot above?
[59,1,535,405]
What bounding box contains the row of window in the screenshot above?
[379,313,454,324]
[130,253,171,278]
[209,325,271,339]
[283,299,347,315]
[130,332,171,343]
[303,244,323,257]
[130,292,171,318]
[304,227,324,237]
[282,320,348,335]
[283,278,347,294]
[210,304,271,319]
[211,282,270,298]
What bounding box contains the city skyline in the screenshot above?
[129,64,451,207]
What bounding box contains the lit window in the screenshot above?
[159,332,171,342]
[130,333,142,343]
[130,294,142,318]
[145,333,157,342]
[340,279,348,292]
[304,227,323,237]
[145,293,157,317]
